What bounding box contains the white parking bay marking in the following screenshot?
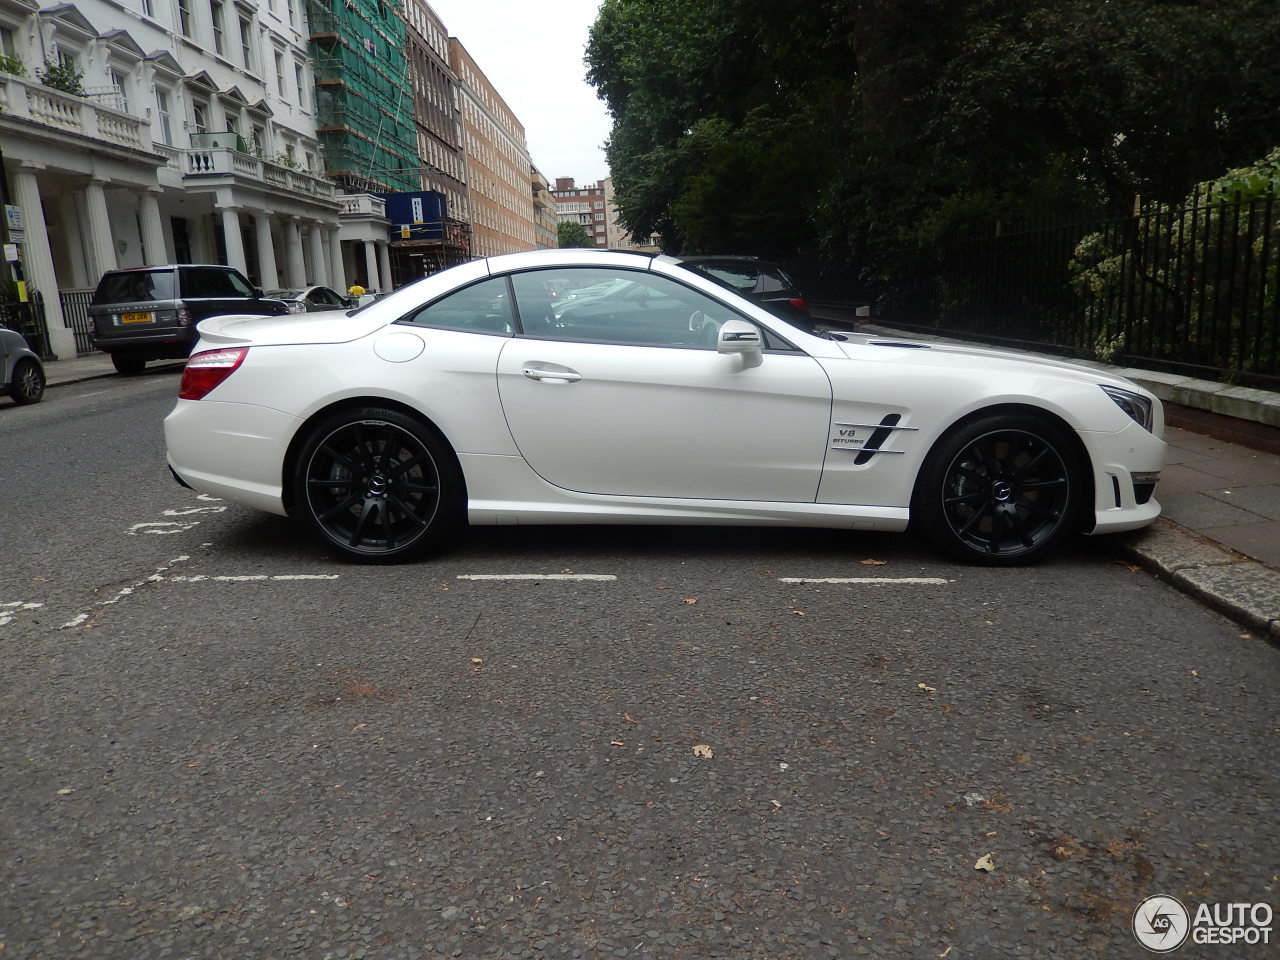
[128,521,200,535]
[778,577,951,585]
[1,601,44,627]
[169,575,340,582]
[456,574,618,581]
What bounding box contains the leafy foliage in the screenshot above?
[557,220,595,248]
[1068,149,1280,377]
[36,58,85,96]
[587,0,1280,272]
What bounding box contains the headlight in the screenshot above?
[1100,385,1154,432]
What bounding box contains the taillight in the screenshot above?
[179,347,247,400]
[177,307,194,327]
[788,297,810,313]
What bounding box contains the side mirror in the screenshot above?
[717,318,763,368]
[252,287,265,299]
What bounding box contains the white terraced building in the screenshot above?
[0,0,388,359]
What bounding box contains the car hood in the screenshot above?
[835,333,1142,389]
[196,310,386,346]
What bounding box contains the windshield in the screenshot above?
[92,270,176,304]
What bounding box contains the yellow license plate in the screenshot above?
[121,311,153,324]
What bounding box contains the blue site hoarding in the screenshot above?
[377,191,447,241]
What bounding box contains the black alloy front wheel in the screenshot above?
[915,414,1082,565]
[292,407,463,562]
[9,358,44,404]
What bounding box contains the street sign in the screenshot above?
[4,203,23,233]
[3,243,17,262]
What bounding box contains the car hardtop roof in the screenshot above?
[104,264,248,273]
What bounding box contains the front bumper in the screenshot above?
[1081,419,1167,534]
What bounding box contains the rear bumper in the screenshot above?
[164,398,300,516]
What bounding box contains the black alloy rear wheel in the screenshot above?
[111,354,147,376]
[915,413,1082,565]
[293,407,463,562]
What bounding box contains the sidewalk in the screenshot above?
[38,347,1280,637]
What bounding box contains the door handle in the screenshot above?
[522,362,581,383]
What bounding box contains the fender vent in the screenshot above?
[855,413,903,466]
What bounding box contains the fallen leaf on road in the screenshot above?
[56,788,75,796]
[692,744,714,758]
[939,948,953,959]
[792,610,806,616]
[860,558,888,566]
[917,682,937,693]
[351,723,368,731]
[610,740,624,747]
[622,712,636,723]
[974,853,995,872]
[469,657,484,666]
[683,598,698,605]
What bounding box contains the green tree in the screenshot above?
[557,220,595,248]
[588,0,1280,270]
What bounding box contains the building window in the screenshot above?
[108,67,130,111]
[274,48,285,96]
[155,88,173,144]
[211,0,225,55]
[192,99,209,135]
[294,61,306,108]
[141,0,153,16]
[239,16,254,70]
[251,122,266,155]
[177,0,194,37]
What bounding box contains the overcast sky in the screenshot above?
[425,0,614,187]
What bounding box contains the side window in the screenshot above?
[509,268,737,348]
[397,276,514,334]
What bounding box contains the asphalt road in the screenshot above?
[2,374,1276,959]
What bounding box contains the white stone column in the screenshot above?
[307,222,327,286]
[285,219,306,287]
[327,226,344,291]
[362,241,378,292]
[84,177,118,279]
[219,206,247,275]
[138,189,168,265]
[12,164,74,359]
[377,241,392,292]
[255,213,279,290]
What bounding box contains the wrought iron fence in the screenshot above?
[875,191,1280,390]
[59,289,96,355]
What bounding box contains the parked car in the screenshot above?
[90,264,290,375]
[166,248,1165,566]
[0,323,44,405]
[265,285,355,314]
[675,256,813,326]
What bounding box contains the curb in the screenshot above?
[1120,518,1280,641]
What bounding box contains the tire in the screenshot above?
[292,407,464,562]
[914,413,1082,565]
[9,358,44,405]
[111,354,147,376]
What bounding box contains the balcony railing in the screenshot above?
[338,193,387,218]
[0,71,150,151]
[183,146,337,200]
